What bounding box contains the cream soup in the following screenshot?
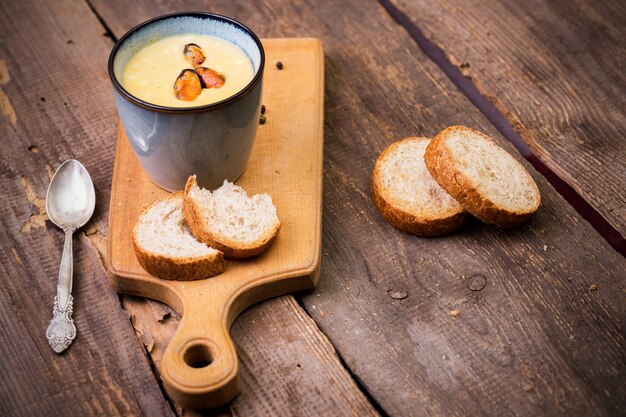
[121,34,254,107]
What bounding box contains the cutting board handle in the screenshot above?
[159,293,239,408]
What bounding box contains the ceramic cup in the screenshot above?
[108,12,265,191]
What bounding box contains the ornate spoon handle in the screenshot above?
[46,229,77,353]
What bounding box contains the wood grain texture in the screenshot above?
[0,2,377,417]
[88,1,626,416]
[123,295,379,417]
[108,38,324,408]
[391,0,626,236]
[0,0,174,415]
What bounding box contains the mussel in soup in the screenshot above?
[183,43,206,68]
[174,69,202,101]
[196,67,226,89]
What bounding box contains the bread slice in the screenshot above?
[371,137,468,236]
[424,126,540,228]
[133,193,224,280]
[183,176,281,258]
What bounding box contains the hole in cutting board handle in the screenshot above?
[183,343,214,369]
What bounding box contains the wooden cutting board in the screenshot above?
[107,38,324,409]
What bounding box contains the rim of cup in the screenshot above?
[108,11,265,114]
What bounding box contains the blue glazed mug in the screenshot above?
[108,12,265,191]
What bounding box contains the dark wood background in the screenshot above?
[1,0,624,416]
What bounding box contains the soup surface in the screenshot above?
[121,34,254,107]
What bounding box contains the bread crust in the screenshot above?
[371,137,468,237]
[133,193,224,280]
[424,126,540,228]
[183,176,281,258]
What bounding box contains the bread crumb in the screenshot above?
[450,309,460,317]
[522,383,533,392]
[589,284,597,291]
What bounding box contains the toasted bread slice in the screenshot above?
[425,126,540,228]
[183,176,281,258]
[133,193,224,280]
[371,137,468,236]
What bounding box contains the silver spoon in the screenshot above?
[45,159,96,353]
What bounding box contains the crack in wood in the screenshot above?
[0,88,17,128]
[0,60,9,85]
[11,248,23,265]
[0,59,16,128]
[84,0,118,42]
[292,296,387,417]
[82,221,107,264]
[18,176,48,232]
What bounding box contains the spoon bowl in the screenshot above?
[45,159,96,353]
[46,160,96,230]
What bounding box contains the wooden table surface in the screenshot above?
[1,1,624,416]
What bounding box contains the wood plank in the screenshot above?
[0,0,174,414]
[88,1,626,416]
[0,2,379,417]
[123,295,379,417]
[389,0,626,236]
